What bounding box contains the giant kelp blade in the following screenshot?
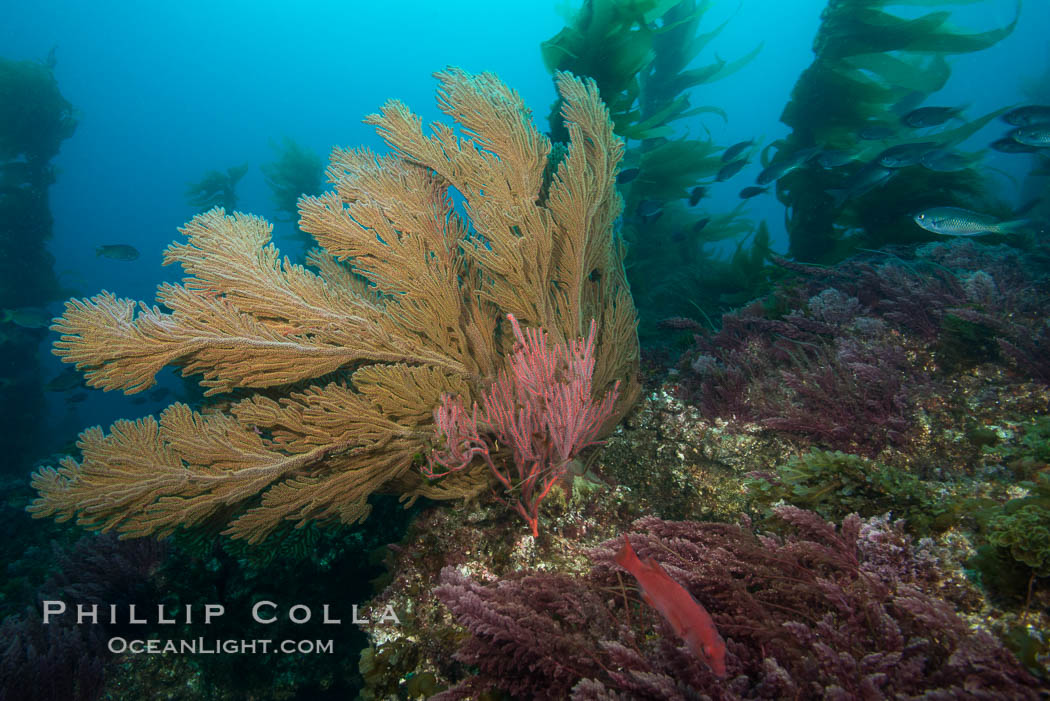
[680,104,728,123]
[842,53,950,94]
[832,106,1013,164]
[874,0,984,5]
[628,0,683,25]
[932,106,1014,148]
[669,41,764,95]
[692,202,752,244]
[540,1,659,97]
[776,0,1021,265]
[819,9,951,59]
[699,42,763,86]
[617,95,691,140]
[901,0,1020,53]
[540,28,583,72]
[654,0,710,39]
[679,1,727,57]
[637,138,723,191]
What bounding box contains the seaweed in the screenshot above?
[745,449,963,534]
[0,53,77,473]
[775,0,1020,263]
[184,162,249,212]
[433,511,1041,698]
[542,0,768,348]
[261,136,323,223]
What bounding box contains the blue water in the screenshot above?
[0,0,1046,450]
[4,3,1050,698]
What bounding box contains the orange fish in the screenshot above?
[616,535,727,677]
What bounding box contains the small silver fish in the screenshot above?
[1010,125,1050,148]
[96,244,140,261]
[688,186,707,206]
[45,368,85,392]
[716,158,748,182]
[722,140,754,163]
[913,207,1027,236]
[891,91,928,118]
[827,162,895,207]
[918,149,972,172]
[991,137,1038,154]
[756,146,820,185]
[901,106,965,129]
[877,142,941,168]
[637,199,662,216]
[636,199,664,224]
[1,307,52,328]
[739,186,769,199]
[616,167,641,184]
[1003,105,1050,127]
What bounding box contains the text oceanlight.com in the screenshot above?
[108,638,335,655]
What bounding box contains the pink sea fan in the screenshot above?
[425,315,619,536]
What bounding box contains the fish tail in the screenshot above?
[615,535,642,572]
[998,218,1032,233]
[95,247,103,256]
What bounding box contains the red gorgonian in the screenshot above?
[423,314,619,536]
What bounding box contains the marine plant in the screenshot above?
[680,241,1050,454]
[0,534,166,701]
[432,509,1040,698]
[541,0,758,144]
[986,500,1050,577]
[424,314,620,537]
[0,52,77,169]
[999,323,1050,385]
[542,0,765,345]
[682,281,920,453]
[1015,58,1050,226]
[969,470,1050,605]
[775,0,1020,263]
[745,449,961,534]
[261,136,324,222]
[184,162,249,212]
[28,69,640,543]
[0,53,77,474]
[985,416,1050,481]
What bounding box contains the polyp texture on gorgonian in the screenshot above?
[30,68,639,543]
